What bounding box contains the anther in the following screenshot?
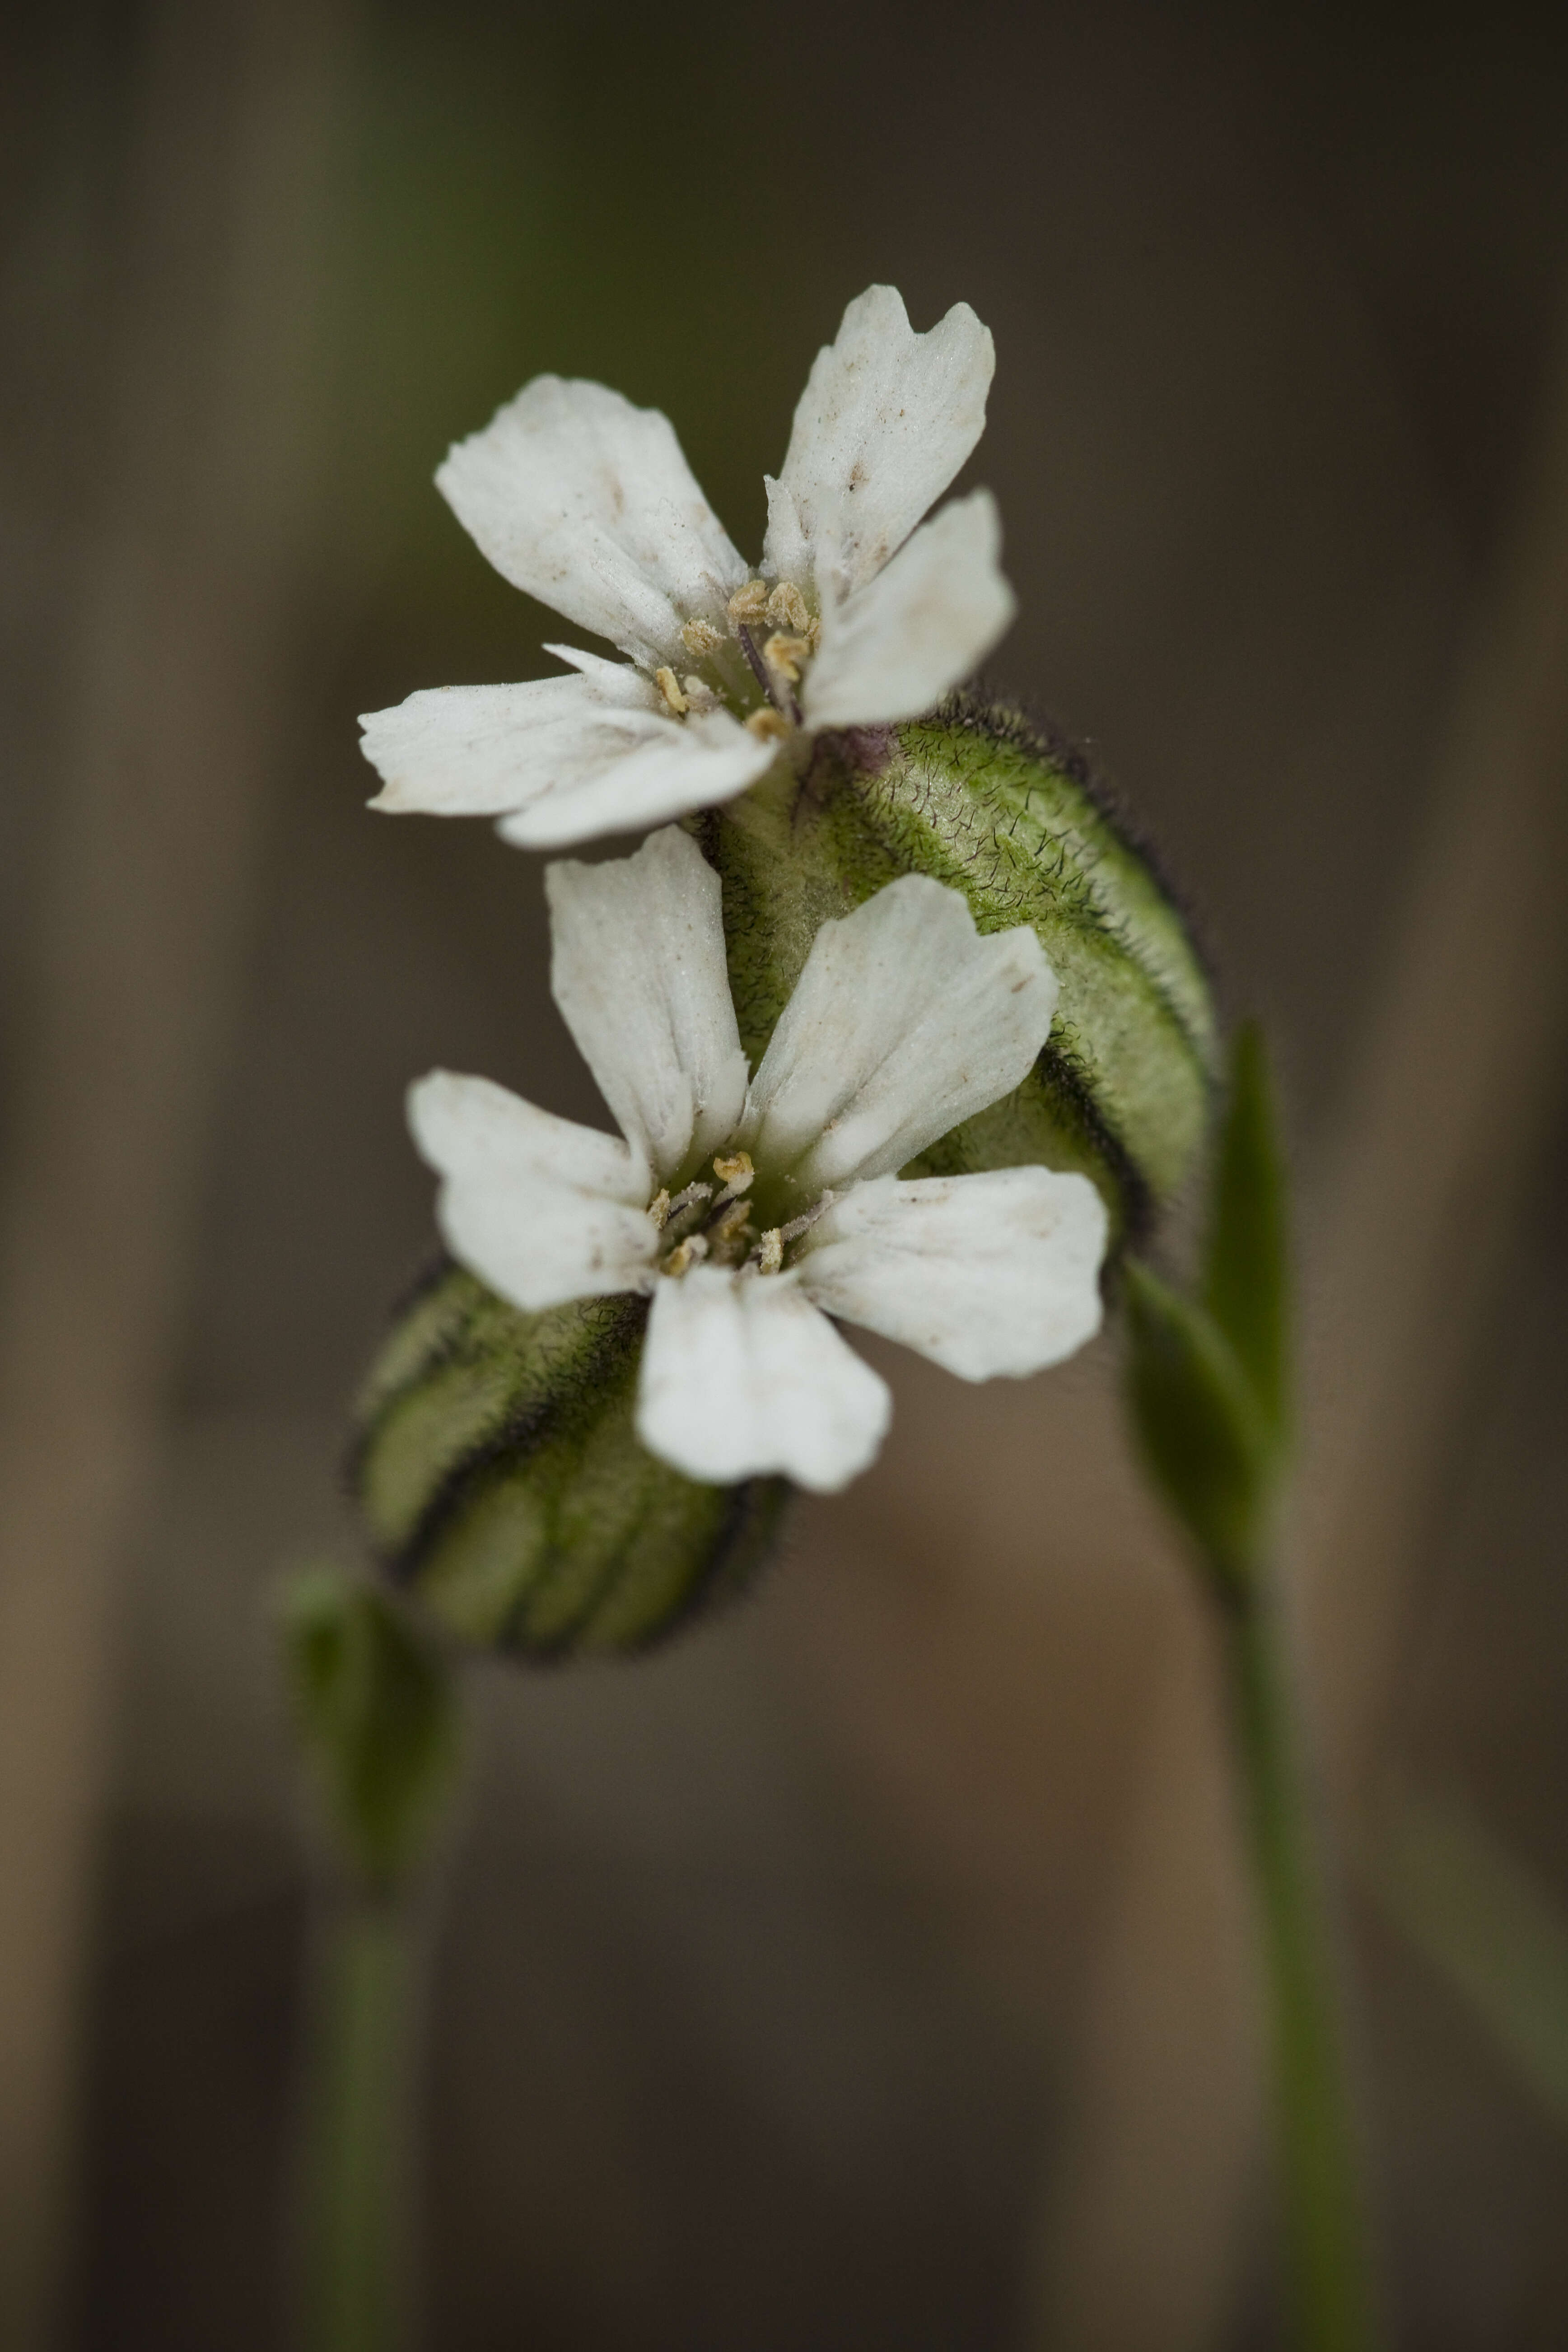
[648,1187,672,1230]
[765,581,809,633]
[654,666,688,716]
[745,708,789,742]
[680,616,723,658]
[663,1232,709,1278]
[682,676,719,714]
[757,1229,784,1276]
[764,631,809,685]
[712,1150,754,1196]
[727,579,769,625]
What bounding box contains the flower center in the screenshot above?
[653,577,821,746]
[649,1149,831,1281]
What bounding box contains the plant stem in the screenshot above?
[1222,1567,1378,2352]
[300,1894,415,2352]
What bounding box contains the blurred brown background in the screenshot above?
[3,1,1567,2346]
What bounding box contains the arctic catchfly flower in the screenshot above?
[360,287,1014,849]
[408,827,1106,1493]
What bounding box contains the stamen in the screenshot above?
[707,1199,753,1260]
[777,1191,834,1245]
[745,708,789,742]
[663,1233,709,1278]
[763,631,809,685]
[681,616,723,658]
[665,1180,713,1220]
[756,1229,784,1276]
[682,675,719,714]
[734,621,777,705]
[727,579,769,625]
[765,580,809,634]
[805,613,822,652]
[648,1187,672,1230]
[654,666,688,717]
[712,1150,754,1196]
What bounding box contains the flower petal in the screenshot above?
[636,1268,891,1493]
[437,377,748,668]
[495,700,776,849]
[763,285,994,600]
[546,826,749,1182]
[798,1168,1107,1379]
[738,877,1058,1197]
[409,1070,655,1312]
[803,492,1015,730]
[360,655,667,819]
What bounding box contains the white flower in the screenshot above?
[407,828,1107,1494]
[360,287,1016,850]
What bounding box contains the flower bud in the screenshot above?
[696,689,1217,1247]
[349,1261,789,1658]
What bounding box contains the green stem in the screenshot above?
[1222,1568,1378,2352]
[300,1895,415,2352]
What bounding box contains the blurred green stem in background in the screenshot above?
[301,1896,417,2352]
[1124,1027,1378,2352]
[280,1568,462,2352]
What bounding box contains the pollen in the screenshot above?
[713,1150,754,1195]
[648,1186,672,1230]
[757,1228,784,1276]
[764,631,809,684]
[745,707,789,741]
[680,616,723,658]
[727,579,770,625]
[765,580,809,633]
[654,666,689,716]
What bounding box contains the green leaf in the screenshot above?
[1203,1021,1290,1446]
[280,1568,460,1894]
[1122,1261,1276,1594]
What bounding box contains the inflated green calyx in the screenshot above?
[350,1262,787,1659]
[695,688,1216,1249]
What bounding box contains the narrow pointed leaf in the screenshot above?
[1122,1260,1275,1594]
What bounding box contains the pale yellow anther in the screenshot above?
[663,1233,709,1278]
[680,616,723,658]
[710,1199,752,1250]
[712,1150,754,1194]
[728,579,770,625]
[745,707,789,742]
[648,1187,671,1230]
[758,1228,784,1276]
[654,665,688,717]
[765,580,809,633]
[764,632,809,684]
[804,613,822,652]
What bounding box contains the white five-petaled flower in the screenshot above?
[408,828,1107,1494]
[360,287,1016,851]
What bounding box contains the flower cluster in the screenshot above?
[362,285,1116,1519]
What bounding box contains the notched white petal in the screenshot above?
[798,1168,1107,1380]
[764,285,994,600]
[546,826,749,1182]
[635,1268,891,1493]
[803,491,1015,730]
[409,1070,655,1313]
[738,877,1058,1196]
[359,662,665,819]
[437,376,747,667]
[494,703,778,849]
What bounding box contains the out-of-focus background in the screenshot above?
[3,1,1567,2345]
